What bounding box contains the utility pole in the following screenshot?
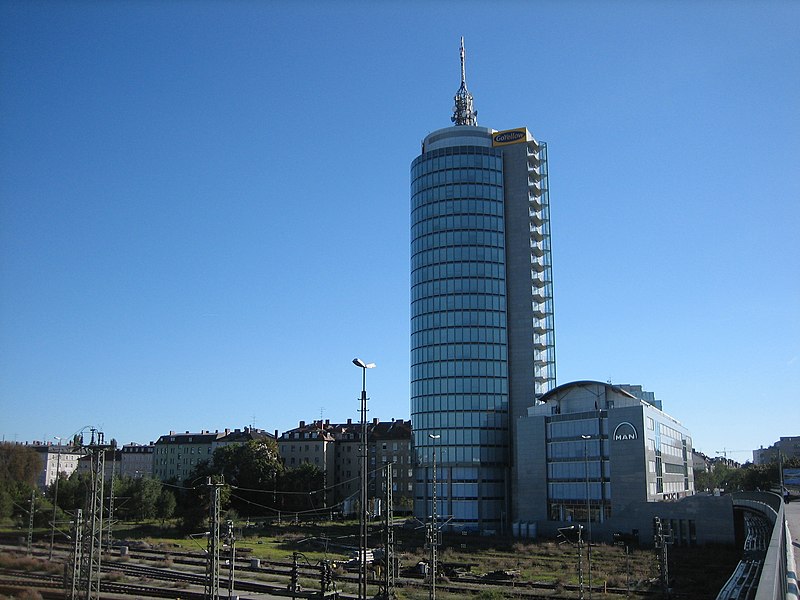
[205,476,224,600]
[427,440,439,600]
[290,551,300,599]
[558,525,584,600]
[581,435,593,599]
[67,509,83,600]
[226,520,236,599]
[106,454,116,551]
[27,489,35,556]
[653,517,671,595]
[381,463,395,599]
[577,525,584,600]
[77,428,109,600]
[49,442,62,560]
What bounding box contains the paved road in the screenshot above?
[786,499,799,599]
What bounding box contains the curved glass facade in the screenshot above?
[411,140,510,529]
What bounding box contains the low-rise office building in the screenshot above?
[514,381,731,545]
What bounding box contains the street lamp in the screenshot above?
[428,434,441,600]
[581,434,592,599]
[353,358,375,600]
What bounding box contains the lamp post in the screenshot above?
[353,358,375,600]
[581,434,592,599]
[428,434,441,600]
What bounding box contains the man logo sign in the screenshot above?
[613,422,638,441]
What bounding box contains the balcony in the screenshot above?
[531,264,546,276]
[532,307,549,319]
[529,210,543,226]
[533,322,549,335]
[531,275,547,288]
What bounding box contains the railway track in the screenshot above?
[715,511,770,600]
[2,540,662,599]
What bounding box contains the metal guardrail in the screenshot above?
[724,492,790,600]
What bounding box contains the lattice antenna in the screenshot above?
[451,37,478,126]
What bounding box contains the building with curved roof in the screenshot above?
[515,380,699,541]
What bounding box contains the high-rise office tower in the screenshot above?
[411,39,556,531]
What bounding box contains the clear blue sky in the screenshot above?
[1,1,798,461]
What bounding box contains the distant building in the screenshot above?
[120,443,154,478]
[152,427,275,481]
[692,449,713,473]
[77,448,121,481]
[753,436,800,465]
[372,419,414,514]
[515,381,707,543]
[28,442,84,489]
[278,418,413,514]
[277,420,337,507]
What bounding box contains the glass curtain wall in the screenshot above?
[411,144,509,530]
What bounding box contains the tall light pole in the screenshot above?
[353,358,375,600]
[581,434,592,599]
[428,434,441,600]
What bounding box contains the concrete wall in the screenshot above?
[515,415,548,522]
[530,494,735,546]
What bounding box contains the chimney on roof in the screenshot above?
[347,418,352,425]
[274,429,279,439]
[373,418,379,425]
[325,419,330,425]
[185,431,189,434]
[300,421,305,428]
[225,429,230,435]
[169,431,175,435]
[235,428,240,433]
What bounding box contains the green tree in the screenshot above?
[0,443,43,521]
[0,443,42,488]
[0,487,13,520]
[155,488,176,525]
[124,477,162,521]
[53,471,90,512]
[178,439,283,523]
[279,462,325,514]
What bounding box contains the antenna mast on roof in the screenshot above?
[452,36,478,126]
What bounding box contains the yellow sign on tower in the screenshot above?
[492,128,528,147]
